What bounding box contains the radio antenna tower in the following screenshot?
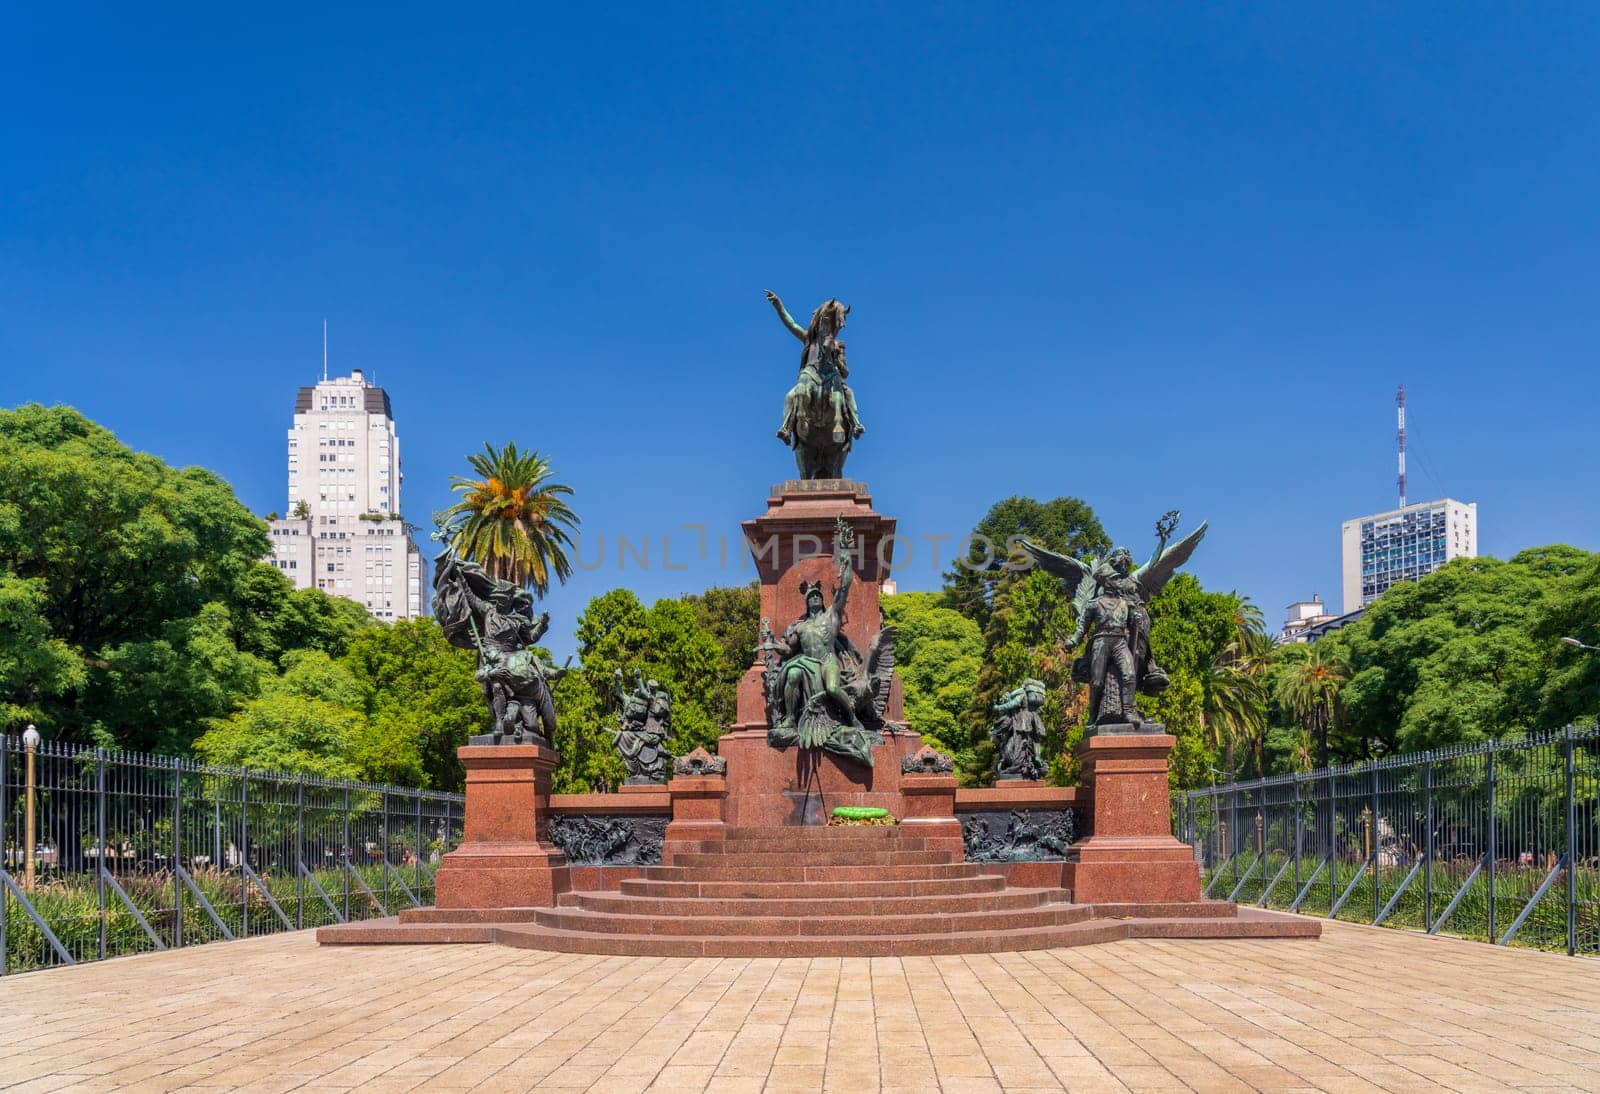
[321,320,329,382]
[1396,383,1407,508]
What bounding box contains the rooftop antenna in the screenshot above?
[1396,383,1407,508]
[322,320,329,382]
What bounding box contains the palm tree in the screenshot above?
[1273,641,1349,769]
[439,443,579,596]
[1205,601,1273,779]
[1209,623,1273,777]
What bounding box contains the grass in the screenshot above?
[3,860,438,974]
[1203,851,1600,955]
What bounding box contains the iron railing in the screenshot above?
[0,734,465,975]
[1173,726,1600,957]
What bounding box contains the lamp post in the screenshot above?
[22,724,41,889]
[1560,637,1598,653]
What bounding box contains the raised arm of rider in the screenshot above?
[766,290,806,341]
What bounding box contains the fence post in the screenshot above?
[1292,773,1301,904]
[240,768,249,940]
[1565,726,1577,957]
[414,789,423,895]
[295,775,305,931]
[1371,763,1380,925]
[1327,768,1336,912]
[1229,786,1239,891]
[1423,753,1434,929]
[172,760,183,949]
[380,787,389,913]
[1486,742,1497,943]
[1,736,9,976]
[342,784,351,922]
[97,748,107,961]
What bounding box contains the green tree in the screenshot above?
[882,591,984,766]
[194,651,368,779]
[1272,640,1349,768]
[1143,574,1246,788]
[0,404,274,746]
[552,589,727,793]
[1202,601,1272,779]
[1327,549,1592,757]
[965,568,1078,785]
[942,496,1109,629]
[194,648,433,785]
[1532,550,1600,728]
[342,619,482,791]
[0,573,85,729]
[439,442,578,595]
[229,563,376,667]
[681,582,760,729]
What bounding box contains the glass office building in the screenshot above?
[1340,498,1477,613]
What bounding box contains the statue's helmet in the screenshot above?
[799,579,825,609]
[646,679,661,692]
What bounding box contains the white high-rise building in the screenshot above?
[1340,498,1477,614]
[264,368,427,620]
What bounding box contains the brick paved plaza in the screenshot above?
[2,920,1597,1093]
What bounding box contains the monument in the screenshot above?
[1021,512,1212,902]
[427,548,571,908]
[611,670,673,785]
[319,292,1316,955]
[991,678,1049,782]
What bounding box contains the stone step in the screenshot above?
[558,888,1066,918]
[722,826,905,839]
[491,917,1139,957]
[618,875,1011,899]
[318,904,1321,955]
[677,836,932,854]
[640,862,985,883]
[665,849,957,868]
[1123,907,1322,939]
[533,902,1094,938]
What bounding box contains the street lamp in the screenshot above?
[21,724,41,888]
[1560,637,1598,653]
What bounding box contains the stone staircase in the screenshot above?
[325,825,1318,956]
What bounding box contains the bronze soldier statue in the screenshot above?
[1021,515,1207,732]
[765,290,866,479]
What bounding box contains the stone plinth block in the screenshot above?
[434,744,570,910]
[664,774,729,859]
[899,773,963,854]
[718,729,931,827]
[1067,730,1201,904]
[735,480,904,726]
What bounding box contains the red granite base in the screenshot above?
[1065,836,1203,904]
[716,729,935,827]
[434,743,571,910]
[319,824,1318,955]
[434,843,571,909]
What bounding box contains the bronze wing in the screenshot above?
[1133,521,1208,602]
[1017,539,1092,590]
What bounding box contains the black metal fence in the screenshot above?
[1173,726,1600,957]
[0,734,465,975]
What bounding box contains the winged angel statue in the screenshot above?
[1019,512,1207,732]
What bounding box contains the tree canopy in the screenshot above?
[1310,546,1599,758]
[0,404,376,752]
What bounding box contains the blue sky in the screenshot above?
[5,5,1599,657]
